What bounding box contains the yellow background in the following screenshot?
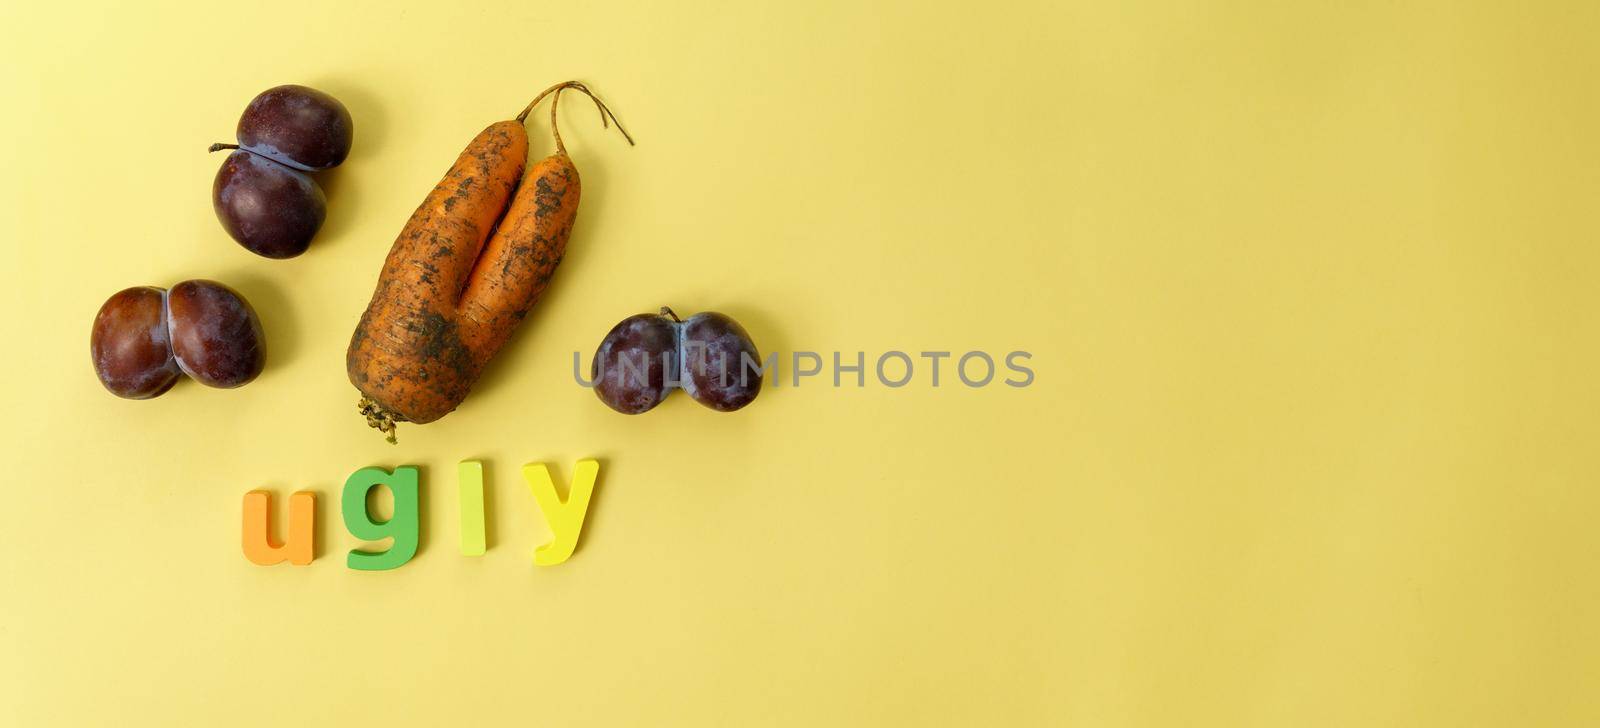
[2,1,1598,725]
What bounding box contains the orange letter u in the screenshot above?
[242,490,316,566]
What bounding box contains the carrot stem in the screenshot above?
[515,80,635,149]
[551,85,565,154]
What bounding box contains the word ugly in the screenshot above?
[242,459,599,569]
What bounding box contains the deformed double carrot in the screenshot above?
[347,81,632,441]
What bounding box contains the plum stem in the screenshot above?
[660,306,682,323]
[515,81,635,153]
[208,143,239,153]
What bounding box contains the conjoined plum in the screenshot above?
[592,307,762,414]
[211,85,352,258]
[90,280,266,398]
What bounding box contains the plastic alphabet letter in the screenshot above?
[523,459,600,566]
[458,461,486,556]
[242,490,315,566]
[342,466,420,571]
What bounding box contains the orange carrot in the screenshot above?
[347,81,632,441]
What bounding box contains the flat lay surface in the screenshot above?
[1,1,1597,725]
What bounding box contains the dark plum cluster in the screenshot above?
[90,281,265,399]
[212,85,352,258]
[592,308,762,414]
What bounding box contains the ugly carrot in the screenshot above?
[347,81,632,441]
